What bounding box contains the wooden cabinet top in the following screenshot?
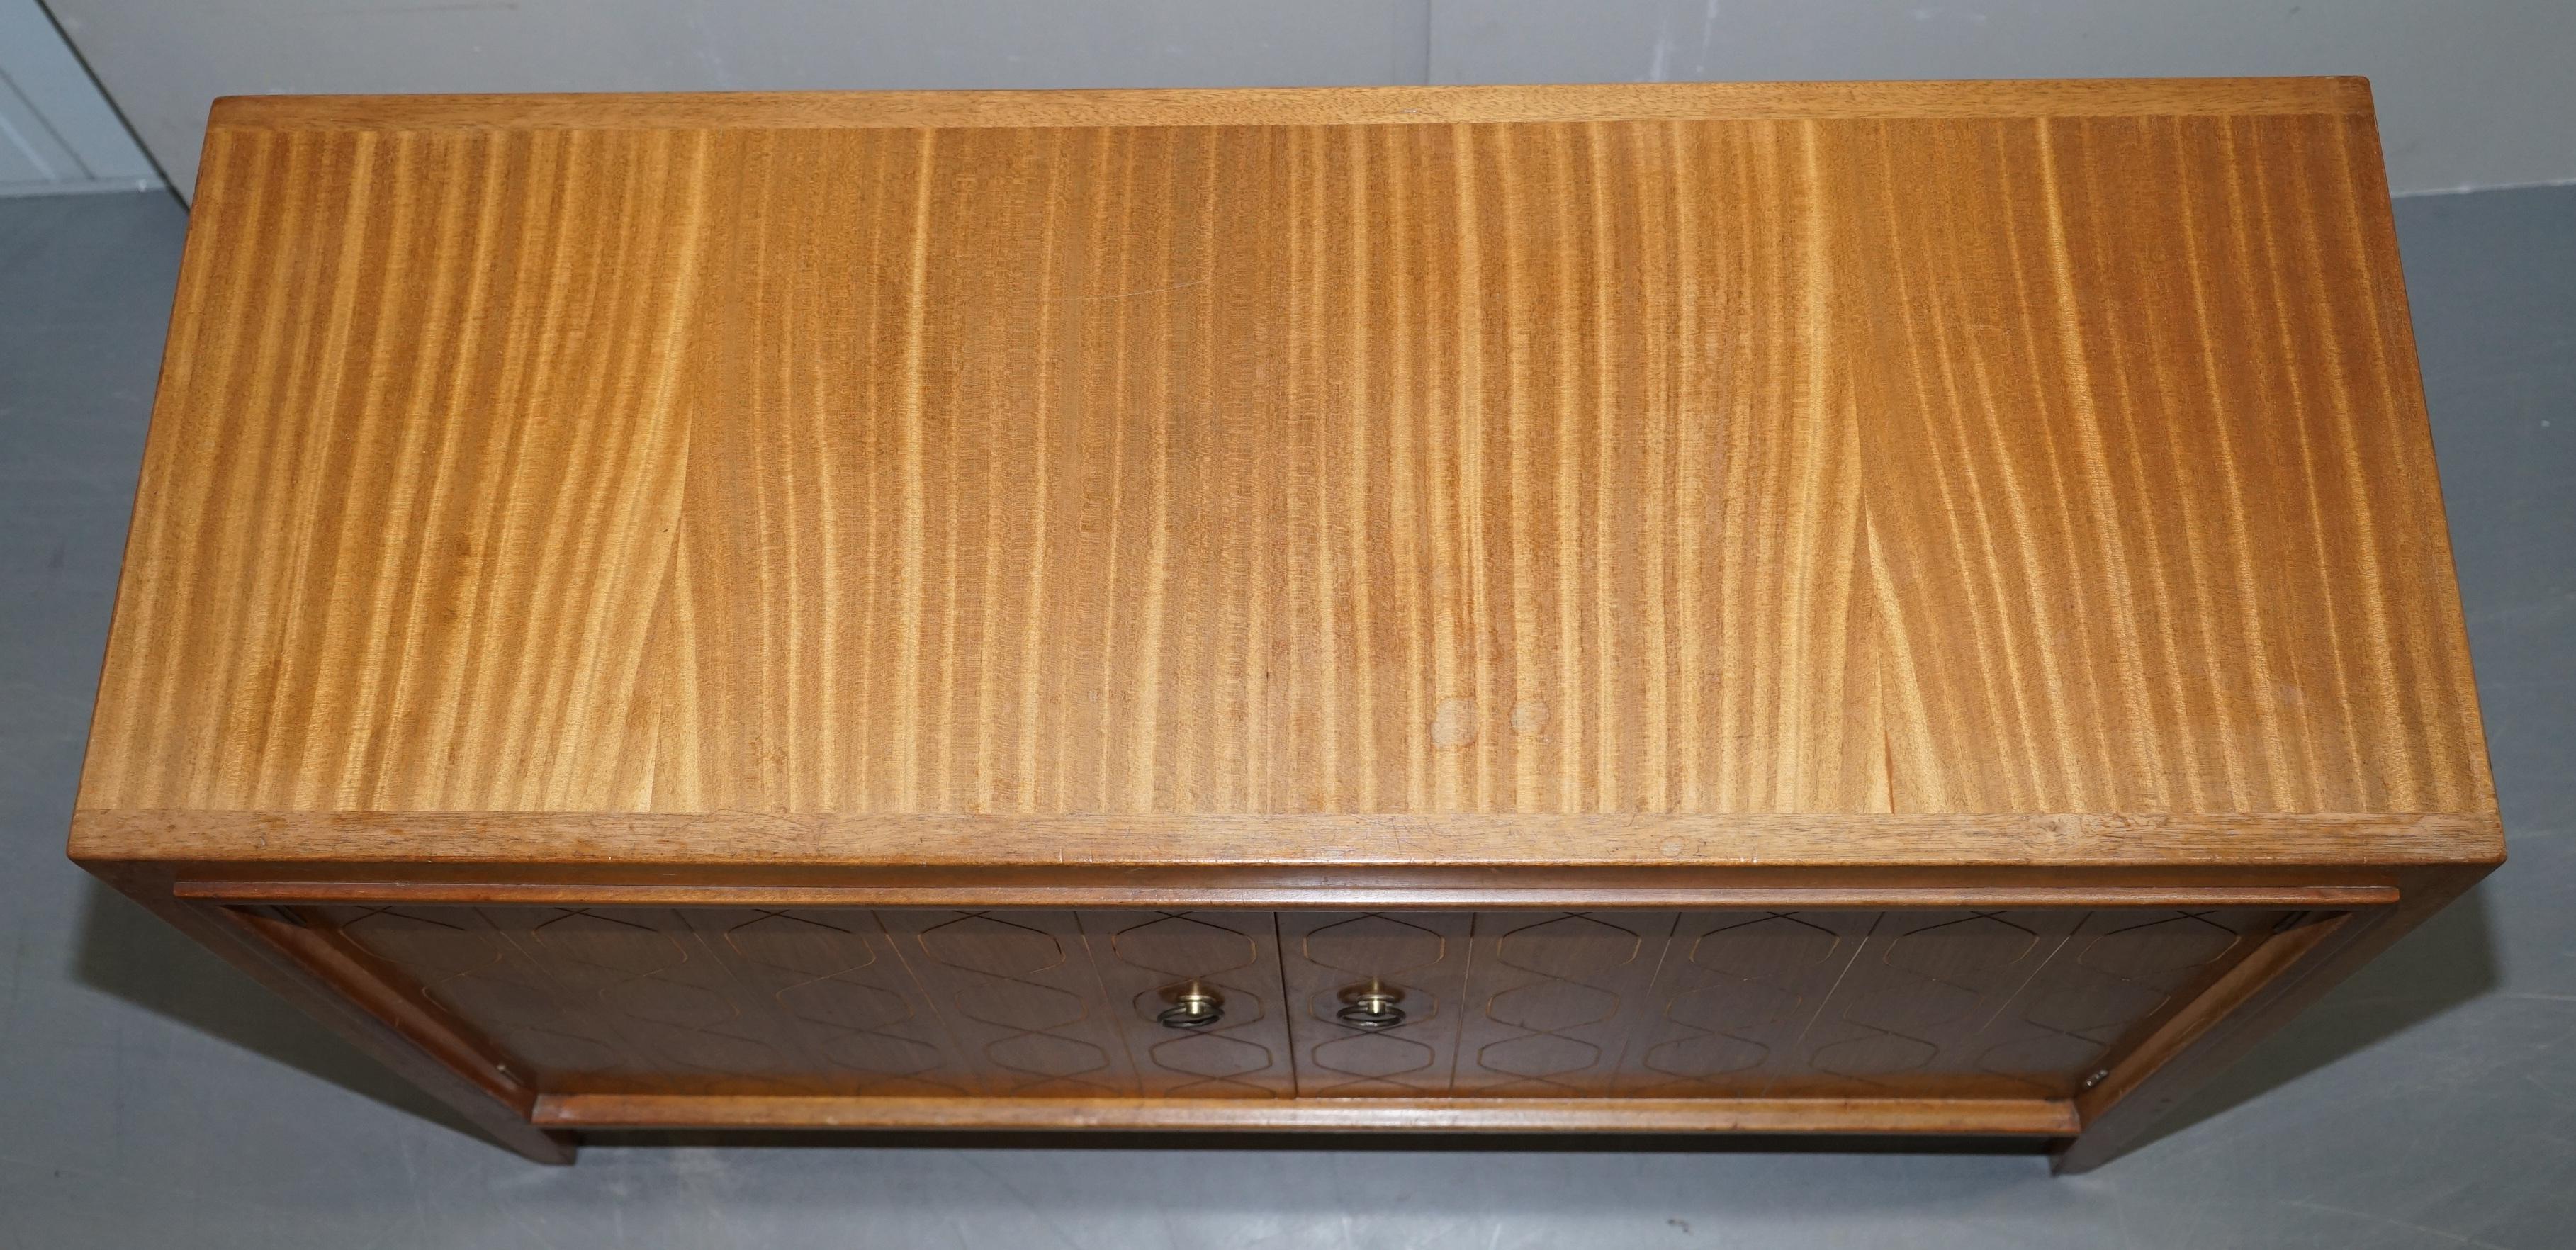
[74,80,2499,875]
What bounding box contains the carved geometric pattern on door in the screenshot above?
[1279,911,1475,1096]
[330,905,641,1081]
[1626,909,2281,1098]
[317,905,965,1096]
[523,908,789,1076]
[718,910,958,1093]
[1969,909,2262,1092]
[1452,911,1670,1096]
[1084,911,1294,1098]
[1629,910,1865,1096]
[1801,911,2054,1089]
[892,910,1129,1096]
[303,905,2284,1101]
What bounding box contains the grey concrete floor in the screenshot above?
[2,184,2569,1249]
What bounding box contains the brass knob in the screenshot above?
[1336,979,1407,1030]
[1157,983,1224,1030]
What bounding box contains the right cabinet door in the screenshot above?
[1278,908,2292,1100]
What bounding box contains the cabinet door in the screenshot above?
[1618,908,2290,1098]
[875,909,1141,1096]
[1276,911,1476,1096]
[1076,910,1296,1098]
[312,904,969,1097]
[1608,909,1877,1097]
[872,909,1294,1099]
[1449,911,1681,1096]
[311,905,1302,1099]
[1273,908,2288,1101]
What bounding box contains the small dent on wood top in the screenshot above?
[1512,699,1550,736]
[1431,698,1479,750]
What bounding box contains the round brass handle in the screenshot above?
[1157,984,1224,1030]
[1336,981,1407,1030]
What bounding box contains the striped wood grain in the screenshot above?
[77,81,2494,867]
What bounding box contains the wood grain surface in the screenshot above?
[76,79,2495,869]
[203,79,2372,132]
[531,1092,2083,1135]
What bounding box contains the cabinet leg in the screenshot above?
[501,1127,581,1166]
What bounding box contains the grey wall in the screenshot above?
[40,0,2576,201]
[0,0,156,196]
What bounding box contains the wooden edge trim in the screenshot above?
[75,809,2504,869]
[210,903,540,1115]
[203,79,2371,133]
[173,879,2404,911]
[531,1093,2081,1136]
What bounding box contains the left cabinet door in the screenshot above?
[310,904,969,1097]
[304,905,1298,1100]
